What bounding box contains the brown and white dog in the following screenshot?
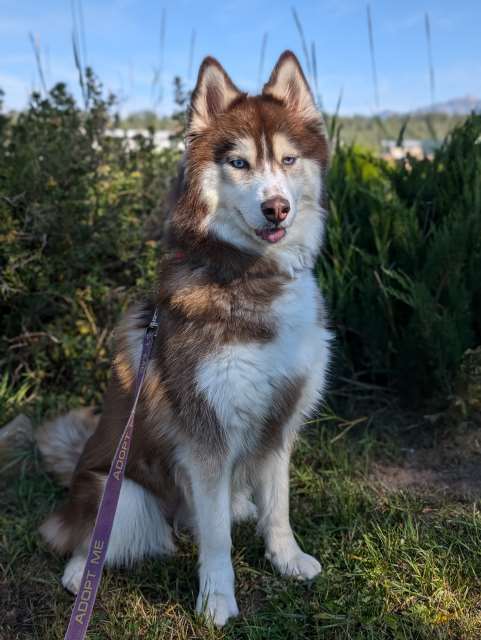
[37,51,331,626]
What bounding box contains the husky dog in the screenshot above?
[37,51,331,626]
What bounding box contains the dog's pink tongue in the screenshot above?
[257,228,286,243]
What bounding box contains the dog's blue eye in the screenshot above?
[282,156,297,166]
[230,158,249,169]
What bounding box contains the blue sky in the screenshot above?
[1,0,480,116]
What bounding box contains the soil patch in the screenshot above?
[370,421,481,500]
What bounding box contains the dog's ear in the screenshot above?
[263,51,318,120]
[188,57,244,134]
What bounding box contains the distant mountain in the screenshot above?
[414,96,481,116]
[374,96,481,119]
[377,109,399,119]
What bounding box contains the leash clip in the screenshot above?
[148,308,159,330]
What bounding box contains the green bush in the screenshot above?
[0,74,180,423]
[319,115,481,402]
[1,75,479,422]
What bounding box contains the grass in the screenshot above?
[2,405,481,639]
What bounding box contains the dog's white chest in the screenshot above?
[195,272,330,450]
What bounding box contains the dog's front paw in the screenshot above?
[280,551,322,580]
[267,543,322,581]
[196,589,239,626]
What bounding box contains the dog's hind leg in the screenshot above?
[231,489,257,523]
[42,474,176,594]
[62,552,87,594]
[103,477,177,567]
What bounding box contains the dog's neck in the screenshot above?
[165,228,285,284]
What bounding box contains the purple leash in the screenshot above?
[63,309,159,640]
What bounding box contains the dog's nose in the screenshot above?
[261,196,290,224]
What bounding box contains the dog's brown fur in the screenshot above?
[38,50,331,625]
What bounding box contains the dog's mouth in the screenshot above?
[255,227,287,244]
[234,207,288,244]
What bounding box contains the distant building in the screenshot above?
[381,138,440,161]
[106,128,182,150]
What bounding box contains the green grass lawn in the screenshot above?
[2,406,481,640]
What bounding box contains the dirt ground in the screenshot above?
[370,417,481,501]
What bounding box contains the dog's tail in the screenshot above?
[36,407,99,487]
